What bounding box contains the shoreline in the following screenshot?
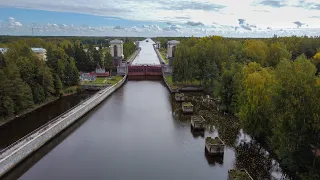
[0,90,81,128]
[0,97,59,127]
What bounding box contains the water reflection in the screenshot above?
[204,149,224,166]
[190,126,205,138]
[0,90,95,149]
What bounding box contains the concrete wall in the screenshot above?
[0,76,127,178]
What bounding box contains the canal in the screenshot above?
[2,39,287,180]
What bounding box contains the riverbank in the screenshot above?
[163,75,203,93]
[0,97,58,127]
[0,85,83,127]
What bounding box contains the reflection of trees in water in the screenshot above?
[235,142,272,180]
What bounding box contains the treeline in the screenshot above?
[0,37,137,121]
[168,36,320,179]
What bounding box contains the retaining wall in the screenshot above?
[0,75,127,178]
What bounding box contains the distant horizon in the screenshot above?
[0,0,320,37]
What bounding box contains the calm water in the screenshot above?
[0,91,95,150]
[132,39,160,65]
[3,39,287,180]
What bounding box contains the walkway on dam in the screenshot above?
[132,39,160,65]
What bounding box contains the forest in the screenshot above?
[0,36,137,122]
[155,35,320,179]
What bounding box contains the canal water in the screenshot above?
[132,39,160,65]
[3,39,287,180]
[0,91,95,150]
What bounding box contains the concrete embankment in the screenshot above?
[0,75,127,178]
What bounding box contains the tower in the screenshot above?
[155,41,161,49]
[167,40,180,66]
[109,39,124,67]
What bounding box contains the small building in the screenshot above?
[95,66,109,77]
[167,40,180,66]
[31,48,47,61]
[155,41,161,49]
[191,116,205,130]
[175,93,185,102]
[182,102,193,114]
[80,72,96,81]
[205,137,225,155]
[228,169,254,180]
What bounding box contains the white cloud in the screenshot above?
[0,0,320,36]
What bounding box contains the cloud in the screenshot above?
[259,0,287,8]
[185,21,204,26]
[310,16,320,18]
[237,19,256,31]
[114,25,124,30]
[293,21,305,28]
[175,16,190,20]
[7,17,23,28]
[162,1,225,11]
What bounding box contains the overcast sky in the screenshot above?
[0,0,320,37]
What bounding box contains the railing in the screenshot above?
[0,84,113,157]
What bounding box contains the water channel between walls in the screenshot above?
[0,76,127,178]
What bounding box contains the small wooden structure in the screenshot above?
[205,137,225,155]
[182,102,193,114]
[228,169,254,180]
[191,116,205,130]
[175,93,185,102]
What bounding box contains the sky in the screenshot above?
[0,0,320,37]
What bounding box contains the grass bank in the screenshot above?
[82,76,123,86]
[159,48,169,64]
[164,75,201,89]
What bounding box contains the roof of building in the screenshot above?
[31,48,46,53]
[109,39,123,44]
[168,40,180,45]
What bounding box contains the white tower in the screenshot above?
[155,41,161,49]
[167,40,180,66]
[109,39,124,67]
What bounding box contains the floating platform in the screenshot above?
[228,169,254,180]
[205,136,225,155]
[182,102,193,114]
[175,93,185,102]
[191,116,205,130]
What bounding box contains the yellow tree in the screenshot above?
[237,62,276,138]
[243,40,269,67]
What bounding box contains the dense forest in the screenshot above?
[0,36,138,121]
[156,35,320,179]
